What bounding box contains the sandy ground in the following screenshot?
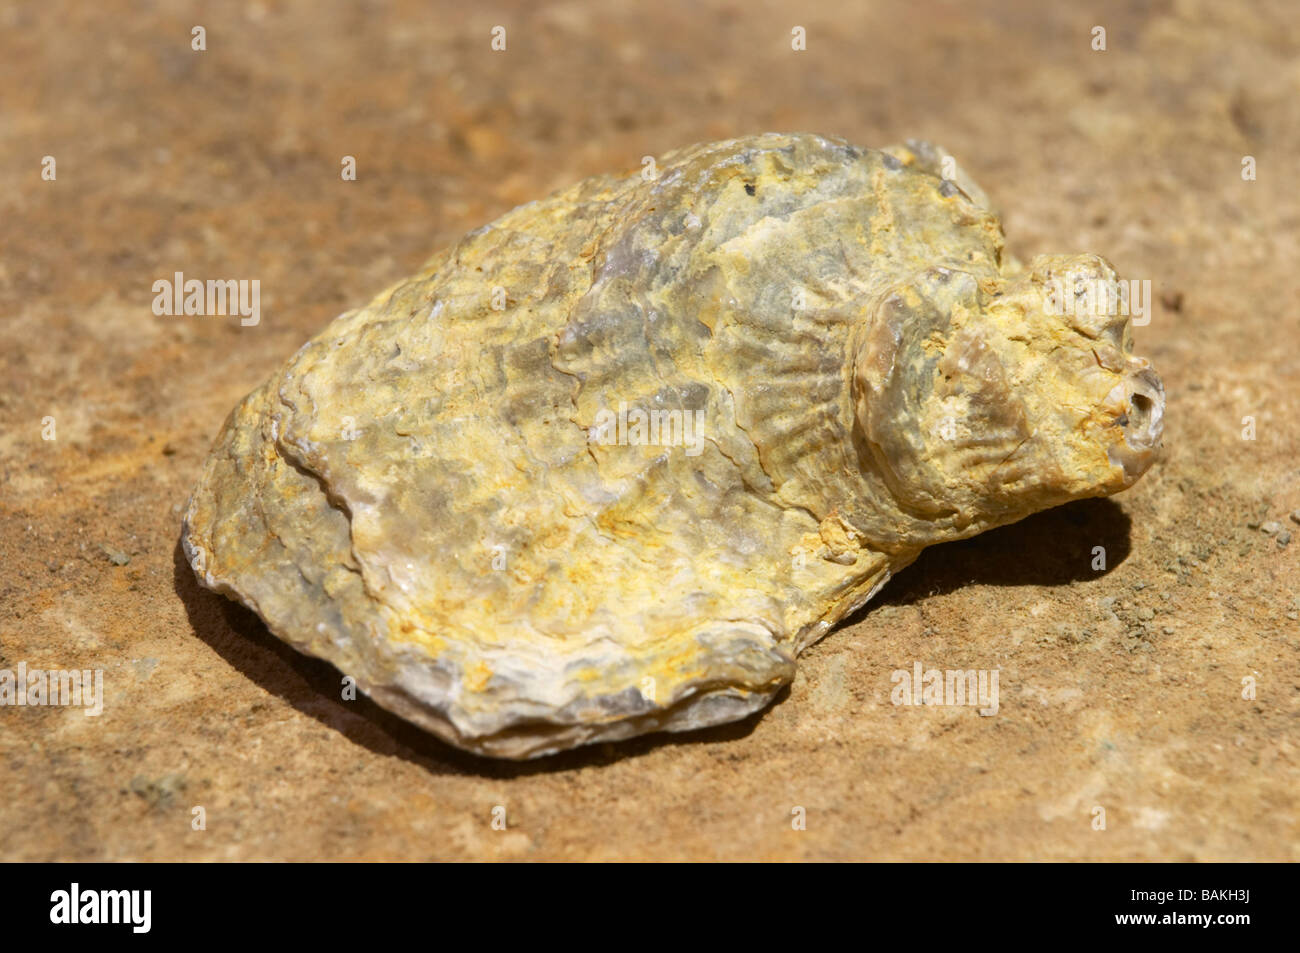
[1,0,1296,860]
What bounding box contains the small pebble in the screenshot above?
[1278,530,1292,547]
[1261,521,1281,536]
[1290,510,1300,526]
[99,544,130,566]
[1138,607,1155,621]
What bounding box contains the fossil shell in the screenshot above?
[182,133,1165,758]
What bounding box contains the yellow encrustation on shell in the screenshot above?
[182,133,1164,758]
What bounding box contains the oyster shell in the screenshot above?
[182,133,1164,758]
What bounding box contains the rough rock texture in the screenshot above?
[183,133,1164,758]
[4,0,1297,859]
